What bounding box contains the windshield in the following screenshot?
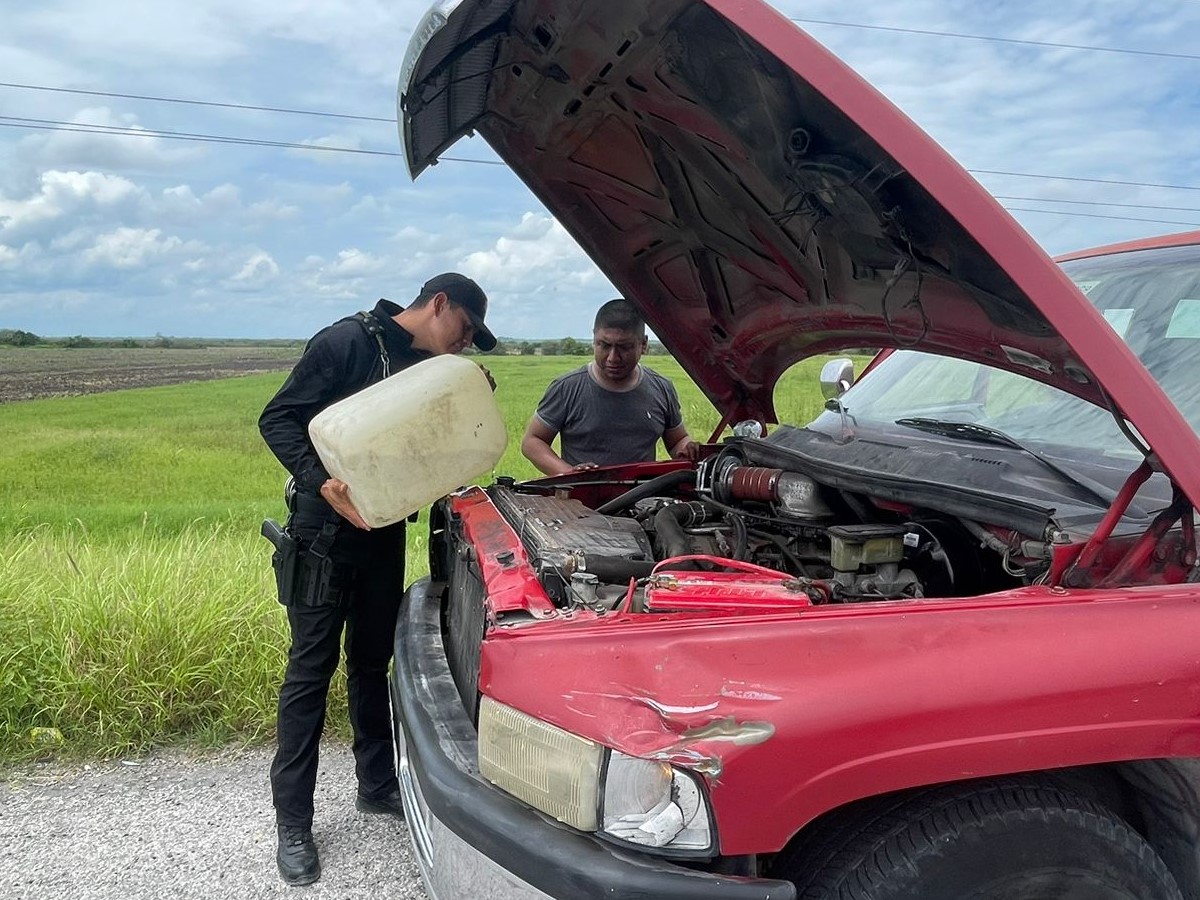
[809,242,1200,462]
[1059,243,1200,434]
[813,350,1139,463]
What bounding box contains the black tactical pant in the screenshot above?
[270,505,405,829]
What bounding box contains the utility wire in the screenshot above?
[6,114,1200,193]
[974,169,1200,193]
[0,116,404,157]
[993,195,1200,214]
[1005,207,1200,228]
[2,13,1195,130]
[443,156,506,166]
[0,116,509,167]
[3,117,1198,225]
[0,80,394,123]
[788,17,1200,62]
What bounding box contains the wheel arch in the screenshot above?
[768,759,1200,900]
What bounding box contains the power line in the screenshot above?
[994,195,1200,214]
[2,16,1193,130]
[4,117,1199,225]
[973,169,1200,193]
[0,116,403,157]
[10,115,1200,195]
[1005,206,1200,228]
[0,14,1192,141]
[0,81,392,123]
[788,17,1200,62]
[443,156,506,166]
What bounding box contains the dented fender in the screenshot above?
[478,590,1200,855]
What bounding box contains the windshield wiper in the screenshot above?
[893,417,1119,510]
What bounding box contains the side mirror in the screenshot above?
[819,358,855,400]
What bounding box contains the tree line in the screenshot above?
[0,330,305,350]
[468,336,673,356]
[1,329,671,356]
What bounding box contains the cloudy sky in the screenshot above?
[2,0,1199,340]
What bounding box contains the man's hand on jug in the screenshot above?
[320,478,371,530]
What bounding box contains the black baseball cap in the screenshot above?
[422,272,496,351]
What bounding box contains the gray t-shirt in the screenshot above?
[535,364,684,467]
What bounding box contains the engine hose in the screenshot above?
[596,468,697,515]
[727,467,782,502]
[962,519,1010,555]
[653,502,711,564]
[726,512,749,560]
[577,555,657,583]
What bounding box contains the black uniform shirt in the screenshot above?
[259,299,431,497]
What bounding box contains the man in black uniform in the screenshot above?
[259,273,495,886]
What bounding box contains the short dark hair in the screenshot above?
[593,299,644,335]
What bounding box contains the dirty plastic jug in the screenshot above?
[307,354,507,528]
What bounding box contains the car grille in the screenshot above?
[445,545,486,725]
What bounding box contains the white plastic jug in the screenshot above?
[307,354,507,528]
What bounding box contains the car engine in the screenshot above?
[488,444,1045,612]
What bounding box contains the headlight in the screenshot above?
[601,751,712,851]
[478,696,603,831]
[478,697,715,854]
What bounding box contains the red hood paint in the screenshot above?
[400,3,1200,507]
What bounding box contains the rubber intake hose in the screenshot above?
[653,502,711,564]
[596,468,697,515]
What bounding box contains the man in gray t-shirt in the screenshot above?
[521,299,697,475]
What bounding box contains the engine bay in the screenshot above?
[486,443,1058,614]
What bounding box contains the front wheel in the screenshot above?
[779,779,1182,900]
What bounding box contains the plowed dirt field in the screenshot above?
[0,346,300,403]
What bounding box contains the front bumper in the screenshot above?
[391,576,796,900]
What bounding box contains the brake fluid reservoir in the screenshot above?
[307,354,507,527]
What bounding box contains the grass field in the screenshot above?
[0,352,843,764]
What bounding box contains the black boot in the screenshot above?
[355,788,406,822]
[276,825,321,885]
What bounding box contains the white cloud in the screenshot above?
[0,170,142,237]
[460,212,602,291]
[327,248,384,278]
[225,250,281,290]
[83,227,187,269]
[15,107,203,172]
[247,199,301,221]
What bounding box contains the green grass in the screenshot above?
[0,524,285,758]
[0,353,850,764]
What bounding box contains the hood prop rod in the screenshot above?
[1098,488,1191,588]
[1059,459,1152,587]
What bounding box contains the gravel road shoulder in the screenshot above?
[0,741,426,900]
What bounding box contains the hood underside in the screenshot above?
[400,0,1163,427]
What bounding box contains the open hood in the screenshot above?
[397,0,1200,504]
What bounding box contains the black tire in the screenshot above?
[777,779,1183,900]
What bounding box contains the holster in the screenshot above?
[294,522,351,608]
[261,518,300,606]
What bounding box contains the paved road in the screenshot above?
[0,742,426,900]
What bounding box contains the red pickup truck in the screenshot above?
[391,1,1200,897]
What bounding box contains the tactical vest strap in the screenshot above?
[355,310,390,378]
